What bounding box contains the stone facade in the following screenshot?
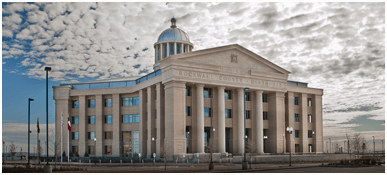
[53,44,323,158]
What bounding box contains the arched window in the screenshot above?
[177,44,180,54]
[170,44,174,55]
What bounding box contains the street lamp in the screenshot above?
[94,138,97,165]
[152,137,155,165]
[372,136,375,157]
[208,95,215,170]
[312,131,315,154]
[286,127,293,166]
[264,136,268,153]
[44,66,51,172]
[27,98,34,168]
[242,87,249,170]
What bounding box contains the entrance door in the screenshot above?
[122,131,132,157]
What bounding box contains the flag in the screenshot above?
[68,116,71,131]
[37,117,40,133]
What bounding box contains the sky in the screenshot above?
[2,2,385,155]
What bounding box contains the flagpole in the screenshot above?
[68,115,69,163]
[61,112,62,163]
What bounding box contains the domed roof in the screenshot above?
[157,18,190,42]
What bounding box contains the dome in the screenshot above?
[157,28,190,42]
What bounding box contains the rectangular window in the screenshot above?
[88,146,95,154]
[307,98,312,107]
[225,109,232,118]
[72,116,79,125]
[131,97,140,106]
[105,131,112,139]
[204,107,212,117]
[105,98,112,107]
[294,114,299,122]
[72,100,79,108]
[294,130,300,138]
[295,144,300,152]
[245,110,251,119]
[186,86,191,96]
[88,132,96,140]
[88,116,95,124]
[186,106,191,116]
[122,115,129,123]
[245,92,251,101]
[263,94,268,103]
[105,115,112,124]
[294,97,299,105]
[88,99,95,108]
[122,98,130,106]
[204,88,212,98]
[72,146,78,155]
[132,114,140,123]
[308,114,312,123]
[308,130,313,138]
[263,111,268,120]
[225,90,232,100]
[72,132,79,140]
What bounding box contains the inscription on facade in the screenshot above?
[176,70,285,89]
[220,67,250,75]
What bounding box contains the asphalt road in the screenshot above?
[233,166,385,173]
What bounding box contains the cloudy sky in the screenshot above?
[2,2,385,154]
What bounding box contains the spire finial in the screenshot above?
[171,17,177,28]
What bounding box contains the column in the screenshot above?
[217,87,226,153]
[256,91,264,154]
[112,94,120,156]
[155,45,157,62]
[156,83,164,156]
[268,92,286,154]
[147,86,155,158]
[314,95,323,153]
[196,84,205,153]
[286,92,295,154]
[155,45,159,61]
[164,81,186,155]
[237,88,244,154]
[300,93,308,153]
[78,96,86,157]
[95,95,103,156]
[166,43,169,57]
[139,89,147,156]
[174,42,177,55]
[160,43,163,59]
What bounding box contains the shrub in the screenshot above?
[62,151,66,157]
[84,151,89,157]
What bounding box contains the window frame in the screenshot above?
[204,88,212,98]
[225,90,232,100]
[72,116,79,125]
[105,115,112,124]
[105,98,112,107]
[294,113,299,122]
[186,86,191,96]
[225,109,232,118]
[88,116,95,124]
[245,110,251,119]
[294,97,299,105]
[186,106,191,116]
[294,130,300,138]
[262,94,268,103]
[88,99,95,108]
[72,100,79,108]
[204,107,212,117]
[245,92,251,101]
[263,111,268,120]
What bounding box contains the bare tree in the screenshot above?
[346,132,351,154]
[8,142,18,160]
[350,133,367,159]
[162,145,173,171]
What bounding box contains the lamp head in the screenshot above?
[94,138,97,142]
[213,128,215,132]
[245,135,248,139]
[152,137,154,141]
[29,98,34,101]
[312,131,315,135]
[44,67,51,71]
[290,127,293,132]
[286,127,289,131]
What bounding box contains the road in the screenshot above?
[237,166,385,173]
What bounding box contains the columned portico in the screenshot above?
[256,90,264,154]
[196,84,205,153]
[217,86,226,153]
[237,88,244,154]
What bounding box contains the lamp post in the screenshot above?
[372,136,375,157]
[94,138,97,165]
[209,95,214,170]
[27,98,34,167]
[283,134,284,154]
[264,136,268,153]
[44,67,51,172]
[242,87,249,170]
[312,131,315,154]
[152,137,155,165]
[286,127,293,166]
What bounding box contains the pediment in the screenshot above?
[173,44,290,75]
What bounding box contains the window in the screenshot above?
[294,130,299,138]
[132,114,140,123]
[177,44,180,54]
[204,88,212,98]
[186,106,191,116]
[204,107,212,117]
[105,98,112,107]
[72,132,79,140]
[308,114,312,123]
[263,111,268,120]
[294,97,299,105]
[88,146,95,154]
[105,115,112,124]
[122,98,130,106]
[105,145,112,154]
[72,146,78,155]
[294,113,301,122]
[225,109,232,118]
[72,116,79,124]
[204,132,208,147]
[131,97,140,106]
[72,100,79,108]
[105,131,112,139]
[245,110,251,119]
[263,94,268,103]
[307,98,312,107]
[225,90,232,99]
[122,115,130,123]
[308,130,313,138]
[170,44,174,55]
[88,99,95,108]
[186,86,191,96]
[88,116,95,124]
[88,132,96,140]
[295,144,300,152]
[245,92,251,101]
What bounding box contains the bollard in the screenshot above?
[142,159,144,163]
[153,158,155,165]
[110,160,111,164]
[198,159,200,164]
[99,160,101,164]
[131,160,133,164]
[120,160,122,165]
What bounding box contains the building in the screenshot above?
[53,18,323,158]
